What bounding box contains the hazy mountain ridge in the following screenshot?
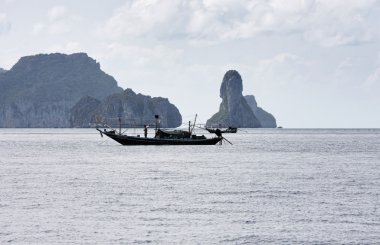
[70,88,182,128]
[0,53,122,104]
[0,53,181,127]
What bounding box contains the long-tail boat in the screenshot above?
[96,115,224,145]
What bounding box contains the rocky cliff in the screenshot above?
[70,88,182,128]
[69,96,101,128]
[244,95,277,128]
[207,70,261,128]
[0,53,123,127]
[0,68,6,74]
[207,70,277,128]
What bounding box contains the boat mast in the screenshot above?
[190,114,197,135]
[118,117,121,135]
[155,115,160,132]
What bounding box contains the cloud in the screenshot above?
[364,68,380,88]
[364,52,380,91]
[103,0,380,47]
[251,52,313,95]
[47,6,73,34]
[255,53,305,74]
[363,67,380,97]
[303,0,377,47]
[104,0,188,39]
[46,41,82,53]
[32,6,75,35]
[335,58,353,72]
[48,21,71,34]
[48,6,68,21]
[102,43,184,68]
[0,13,11,35]
[32,23,45,35]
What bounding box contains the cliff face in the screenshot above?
[0,53,123,127]
[0,68,6,74]
[207,70,277,128]
[244,95,277,128]
[69,96,101,128]
[207,70,261,128]
[70,88,182,128]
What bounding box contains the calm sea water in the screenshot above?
[0,128,379,244]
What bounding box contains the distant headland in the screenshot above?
[0,53,182,128]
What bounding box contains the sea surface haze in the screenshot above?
[0,128,379,244]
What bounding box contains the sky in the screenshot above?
[1,0,380,128]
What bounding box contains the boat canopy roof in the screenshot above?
[155,129,191,139]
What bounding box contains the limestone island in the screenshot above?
[207,70,276,128]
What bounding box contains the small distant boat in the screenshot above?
[206,127,238,134]
[96,115,226,146]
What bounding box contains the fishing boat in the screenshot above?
[206,126,238,134]
[96,115,227,145]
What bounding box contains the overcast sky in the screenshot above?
[1,0,379,128]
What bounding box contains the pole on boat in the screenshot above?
[223,137,233,145]
[144,125,148,138]
[188,121,191,134]
[155,115,160,131]
[118,117,121,135]
[190,114,197,135]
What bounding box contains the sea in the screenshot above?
[0,128,379,244]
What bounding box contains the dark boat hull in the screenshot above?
[99,130,222,145]
[206,128,237,134]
